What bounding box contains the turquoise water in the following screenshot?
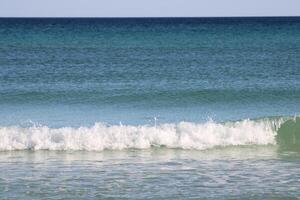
[0,17,300,199]
[1,17,299,126]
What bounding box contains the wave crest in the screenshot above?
[0,118,287,151]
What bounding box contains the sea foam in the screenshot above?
[0,118,285,151]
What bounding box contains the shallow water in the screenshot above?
[1,147,300,199]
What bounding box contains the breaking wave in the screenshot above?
[0,116,298,151]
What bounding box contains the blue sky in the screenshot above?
[1,0,300,17]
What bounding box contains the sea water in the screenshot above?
[0,17,299,199]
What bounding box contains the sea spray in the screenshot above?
[0,117,289,151]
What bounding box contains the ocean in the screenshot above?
[0,17,299,199]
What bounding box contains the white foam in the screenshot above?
[0,119,282,151]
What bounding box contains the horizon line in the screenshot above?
[0,15,300,19]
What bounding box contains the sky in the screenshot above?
[1,0,300,17]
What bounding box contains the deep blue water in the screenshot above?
[0,17,299,126]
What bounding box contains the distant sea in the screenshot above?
[0,17,299,199]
